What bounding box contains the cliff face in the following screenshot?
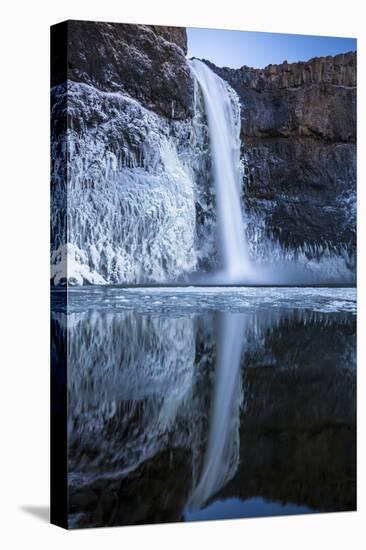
[208,52,356,143]
[51,21,201,285]
[51,20,356,284]
[52,21,193,120]
[207,53,356,263]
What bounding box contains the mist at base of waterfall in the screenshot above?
[51,73,355,287]
[188,257,355,286]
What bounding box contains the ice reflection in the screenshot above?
[64,311,197,482]
[50,286,356,527]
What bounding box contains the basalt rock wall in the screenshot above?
[207,53,356,263]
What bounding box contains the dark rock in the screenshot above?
[245,138,356,249]
[69,448,192,528]
[52,20,193,120]
[51,21,357,277]
[206,53,357,257]
[149,25,188,54]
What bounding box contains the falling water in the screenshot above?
[51,77,354,286]
[189,59,252,282]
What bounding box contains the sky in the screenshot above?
[187,28,356,69]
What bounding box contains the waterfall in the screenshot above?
[51,68,353,286]
[189,59,252,282]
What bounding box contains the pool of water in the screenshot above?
[51,286,356,528]
[185,496,314,521]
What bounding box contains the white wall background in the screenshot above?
[0,0,364,548]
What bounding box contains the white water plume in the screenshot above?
[51,72,355,285]
[189,59,253,283]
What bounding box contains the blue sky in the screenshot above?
[187,28,356,69]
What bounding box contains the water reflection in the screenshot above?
[189,313,246,510]
[51,287,356,528]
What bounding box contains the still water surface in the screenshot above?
[51,287,356,528]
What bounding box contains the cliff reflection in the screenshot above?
[51,300,356,528]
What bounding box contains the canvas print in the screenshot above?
[50,21,356,529]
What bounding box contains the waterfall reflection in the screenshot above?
[189,313,246,509]
[51,287,356,528]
